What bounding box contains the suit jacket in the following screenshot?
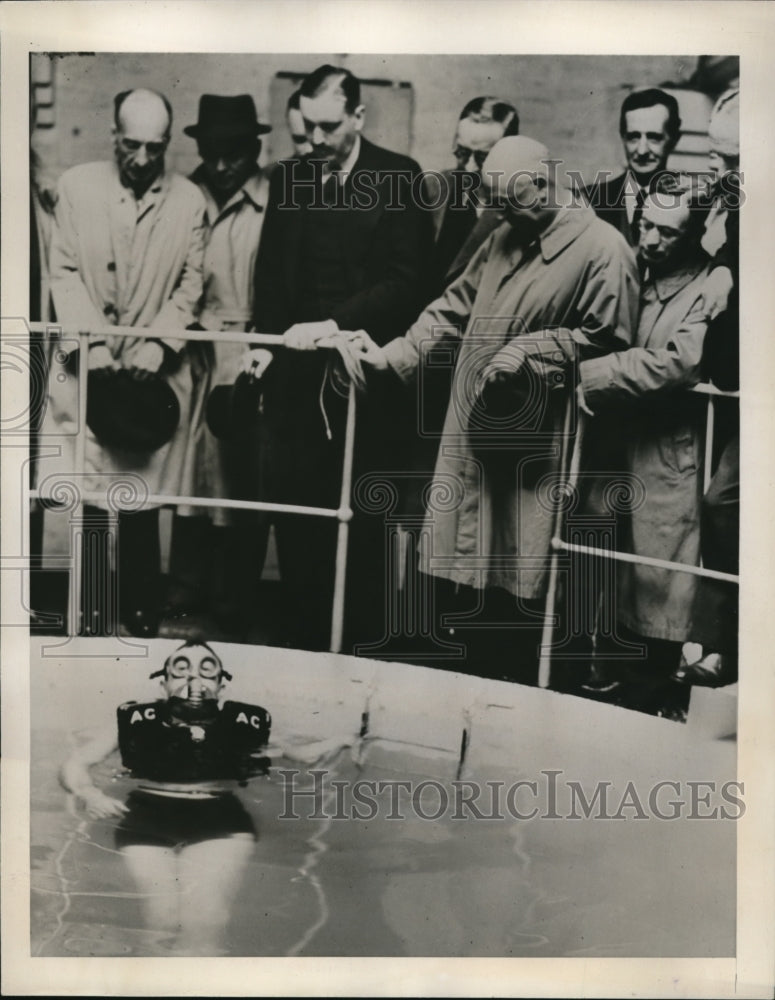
[703,174,740,392]
[586,169,676,249]
[254,137,431,343]
[423,168,501,300]
[251,138,432,509]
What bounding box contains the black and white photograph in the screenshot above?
[2,2,775,996]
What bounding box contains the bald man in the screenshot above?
[46,88,206,637]
[403,97,521,538]
[353,136,639,683]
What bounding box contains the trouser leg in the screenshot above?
[209,512,270,636]
[166,514,213,613]
[116,508,162,634]
[597,625,689,717]
[274,514,337,651]
[344,510,391,654]
[424,578,543,684]
[689,435,739,657]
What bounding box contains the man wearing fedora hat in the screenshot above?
[165,95,274,636]
[45,87,206,637]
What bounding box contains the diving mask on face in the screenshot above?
[149,643,233,682]
[149,643,233,721]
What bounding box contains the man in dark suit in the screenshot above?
[587,87,682,248]
[250,64,432,651]
[426,95,520,298]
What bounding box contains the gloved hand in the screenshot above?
[346,330,388,370]
[283,319,339,351]
[240,348,274,381]
[125,341,165,379]
[88,344,118,375]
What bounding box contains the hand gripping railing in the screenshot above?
[537,381,740,688]
[28,323,356,651]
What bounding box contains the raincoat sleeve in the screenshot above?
[382,233,492,383]
[48,174,107,330]
[149,194,206,354]
[579,295,708,408]
[486,238,640,385]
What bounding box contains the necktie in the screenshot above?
[630,186,647,246]
[321,172,340,206]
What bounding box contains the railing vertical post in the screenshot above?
[703,393,716,493]
[68,330,89,636]
[329,381,357,654]
[538,397,580,689]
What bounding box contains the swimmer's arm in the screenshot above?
[60,728,128,819]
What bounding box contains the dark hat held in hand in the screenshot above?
[206,374,263,441]
[87,370,180,452]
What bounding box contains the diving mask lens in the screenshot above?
[198,656,221,679]
[168,656,192,678]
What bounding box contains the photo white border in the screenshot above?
[2,1,774,996]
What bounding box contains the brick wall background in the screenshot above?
[31,52,734,185]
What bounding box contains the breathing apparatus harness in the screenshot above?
[117,647,271,785]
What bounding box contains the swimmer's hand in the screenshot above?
[77,786,128,819]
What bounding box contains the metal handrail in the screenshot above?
[30,322,740,672]
[537,382,739,688]
[28,322,357,652]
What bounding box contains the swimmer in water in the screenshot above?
[60,640,271,956]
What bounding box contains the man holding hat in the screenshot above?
[166,95,273,636]
[45,87,206,637]
[352,136,638,682]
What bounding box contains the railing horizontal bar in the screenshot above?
[552,537,739,584]
[22,323,742,398]
[689,382,738,398]
[28,322,285,347]
[29,489,344,520]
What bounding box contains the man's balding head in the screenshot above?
[113,88,172,195]
[483,136,551,181]
[114,88,172,136]
[481,136,561,233]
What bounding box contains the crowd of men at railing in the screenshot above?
[29,64,740,719]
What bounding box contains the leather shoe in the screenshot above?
[580,663,622,696]
[670,652,737,687]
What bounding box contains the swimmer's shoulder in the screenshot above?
[220,701,272,740]
[117,700,163,724]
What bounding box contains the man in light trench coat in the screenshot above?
[44,88,206,637]
[576,176,712,714]
[351,136,639,683]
